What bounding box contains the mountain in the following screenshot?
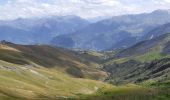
[51,9,170,50]
[143,23,170,40]
[0,15,89,44]
[1,10,170,100]
[114,33,170,59]
[0,41,169,99]
[0,41,107,80]
[0,41,112,99]
[104,58,170,84]
[102,33,170,84]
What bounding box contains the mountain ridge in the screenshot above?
[51,9,170,50]
[0,15,89,44]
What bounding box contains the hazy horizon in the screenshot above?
[0,0,170,20]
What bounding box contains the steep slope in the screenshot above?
[102,33,170,84]
[0,41,107,80]
[0,42,169,99]
[114,33,170,59]
[0,15,89,44]
[104,58,170,84]
[143,23,170,40]
[0,41,112,99]
[52,9,170,50]
[0,60,110,100]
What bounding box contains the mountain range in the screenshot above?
[0,15,89,44]
[143,23,170,40]
[0,9,170,99]
[51,9,170,50]
[103,32,170,84]
[0,9,170,51]
[0,32,169,99]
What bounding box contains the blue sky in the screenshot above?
[0,0,8,5]
[0,0,170,20]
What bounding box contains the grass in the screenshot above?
[0,43,169,100]
[105,51,170,66]
[0,61,111,100]
[76,84,170,100]
[0,43,111,100]
[135,52,170,62]
[0,49,29,65]
[142,80,170,88]
[0,43,108,80]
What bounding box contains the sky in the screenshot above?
[0,0,170,20]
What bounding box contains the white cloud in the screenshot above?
[0,0,170,20]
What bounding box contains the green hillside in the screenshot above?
[0,40,169,100]
[102,34,170,85]
[0,42,111,100]
[0,60,111,100]
[0,41,107,80]
[79,84,170,100]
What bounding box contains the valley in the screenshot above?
[0,6,170,100]
[0,41,109,100]
[0,34,169,100]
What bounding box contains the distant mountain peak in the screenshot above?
[46,15,84,21]
[52,9,170,50]
[151,9,170,15]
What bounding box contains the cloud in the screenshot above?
[0,0,170,20]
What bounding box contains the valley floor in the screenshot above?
[0,42,169,100]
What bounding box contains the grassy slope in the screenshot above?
[0,42,169,100]
[79,85,170,100]
[0,60,111,100]
[77,34,170,100]
[0,43,110,99]
[78,81,170,100]
[2,61,169,100]
[105,33,170,65]
[101,34,170,86]
[0,43,107,80]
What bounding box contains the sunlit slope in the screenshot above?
[0,60,111,100]
[0,41,107,80]
[113,33,170,62]
[0,41,110,99]
[80,84,170,100]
